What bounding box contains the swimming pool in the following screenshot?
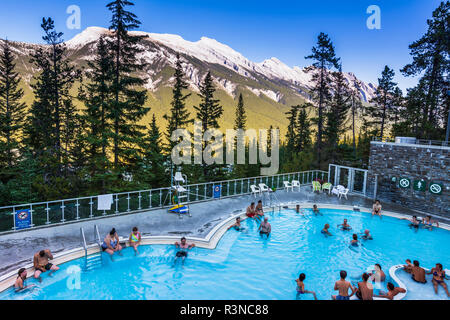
[1,208,449,300]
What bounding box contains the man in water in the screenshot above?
[174,237,195,264]
[15,268,35,292]
[33,249,59,281]
[338,219,352,231]
[255,200,264,221]
[227,217,244,231]
[258,217,271,237]
[411,260,427,283]
[332,270,355,300]
[246,203,257,220]
[312,204,321,215]
[356,273,373,300]
[321,224,332,237]
[402,216,420,230]
[350,234,359,247]
[376,282,406,300]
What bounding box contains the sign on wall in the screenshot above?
[399,177,411,189]
[429,182,443,195]
[15,209,31,230]
[213,185,221,199]
[413,179,427,192]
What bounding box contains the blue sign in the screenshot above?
[15,209,31,230]
[213,185,221,199]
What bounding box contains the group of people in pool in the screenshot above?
[403,259,449,297]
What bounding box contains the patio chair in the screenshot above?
[250,185,260,197]
[291,180,301,192]
[338,186,349,199]
[322,182,333,194]
[312,181,322,193]
[259,183,271,194]
[283,181,293,192]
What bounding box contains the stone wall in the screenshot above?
[368,142,449,217]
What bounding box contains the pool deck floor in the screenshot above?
[1,186,448,277]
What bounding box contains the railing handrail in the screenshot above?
[80,227,87,255]
[372,137,449,147]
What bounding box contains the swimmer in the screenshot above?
[350,234,360,247]
[422,215,439,230]
[321,224,332,236]
[332,270,355,300]
[372,200,382,217]
[427,263,449,297]
[376,282,406,300]
[174,237,195,265]
[296,204,301,214]
[227,217,244,231]
[258,217,271,237]
[361,229,373,240]
[403,259,413,274]
[33,249,59,281]
[129,227,142,255]
[338,219,352,231]
[312,204,321,215]
[295,273,317,300]
[14,268,35,293]
[101,228,123,259]
[411,260,427,283]
[255,200,264,221]
[402,216,420,230]
[246,203,257,220]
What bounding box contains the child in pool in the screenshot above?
[295,273,317,300]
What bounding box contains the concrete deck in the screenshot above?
[1,186,449,277]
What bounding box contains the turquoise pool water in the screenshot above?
[1,208,449,300]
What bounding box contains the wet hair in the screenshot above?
[413,260,420,267]
[132,227,138,232]
[340,270,347,279]
[406,259,411,263]
[110,228,116,236]
[39,250,46,257]
[18,268,26,277]
[299,273,306,281]
[387,282,395,291]
[436,263,443,270]
[362,273,369,281]
[375,263,382,270]
[352,234,358,240]
[324,224,330,229]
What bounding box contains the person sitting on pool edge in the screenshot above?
[422,215,439,230]
[174,237,195,264]
[332,270,355,300]
[368,264,386,282]
[372,200,382,217]
[258,217,271,237]
[228,217,244,231]
[101,228,123,259]
[246,202,257,220]
[338,219,352,231]
[296,273,317,300]
[426,263,450,297]
[129,227,142,255]
[361,229,373,240]
[33,249,59,281]
[255,200,264,221]
[411,260,427,283]
[321,224,332,236]
[376,282,406,300]
[356,273,373,300]
[15,268,35,293]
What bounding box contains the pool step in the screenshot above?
[84,254,103,271]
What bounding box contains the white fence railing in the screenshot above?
[0,170,328,233]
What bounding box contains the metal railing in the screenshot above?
[0,170,328,233]
[372,137,449,147]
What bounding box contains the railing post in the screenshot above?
[159,190,162,207]
[115,195,119,214]
[363,171,368,196]
[138,192,142,210]
[61,201,65,223]
[196,185,199,201]
[89,197,94,218]
[45,203,50,224]
[127,193,131,212]
[149,191,152,208]
[75,199,80,220]
[12,206,16,231]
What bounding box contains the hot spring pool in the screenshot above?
[1,208,449,300]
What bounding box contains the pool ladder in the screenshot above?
[80,225,103,271]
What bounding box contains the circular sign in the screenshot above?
[399,178,411,189]
[429,183,442,195]
[17,211,29,220]
[214,186,220,192]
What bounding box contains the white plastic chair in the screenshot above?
[250,185,260,197]
[283,181,293,192]
[291,180,301,192]
[338,187,349,199]
[259,183,270,194]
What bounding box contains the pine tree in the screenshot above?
[285,105,299,159]
[296,104,312,152]
[305,32,340,168]
[232,93,248,178]
[194,72,224,180]
[106,0,150,172]
[234,93,247,130]
[0,40,26,169]
[401,1,449,139]
[350,78,364,159]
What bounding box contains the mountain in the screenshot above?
[0,27,377,136]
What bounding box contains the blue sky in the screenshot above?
[0,0,441,91]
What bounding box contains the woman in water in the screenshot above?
[295,273,317,300]
[422,215,439,230]
[338,219,352,231]
[14,268,35,293]
[129,227,142,255]
[427,263,450,297]
[321,224,332,237]
[227,217,245,231]
[101,228,123,258]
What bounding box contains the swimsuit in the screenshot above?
[130,232,140,243]
[336,295,349,300]
[433,271,445,284]
[176,251,188,258]
[102,238,118,251]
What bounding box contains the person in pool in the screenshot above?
[296,273,317,300]
[33,249,59,281]
[228,217,244,231]
[14,268,35,293]
[350,234,360,247]
[129,227,142,255]
[312,204,321,215]
[356,273,373,300]
[321,224,332,236]
[296,204,301,214]
[372,200,382,217]
[246,203,257,220]
[427,263,449,297]
[101,228,123,258]
[332,270,355,300]
[174,237,195,264]
[422,215,439,230]
[376,282,406,300]
[368,264,386,282]
[255,200,264,221]
[258,217,271,237]
[361,229,373,240]
[403,259,414,274]
[402,216,420,230]
[411,260,427,283]
[338,219,352,231]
